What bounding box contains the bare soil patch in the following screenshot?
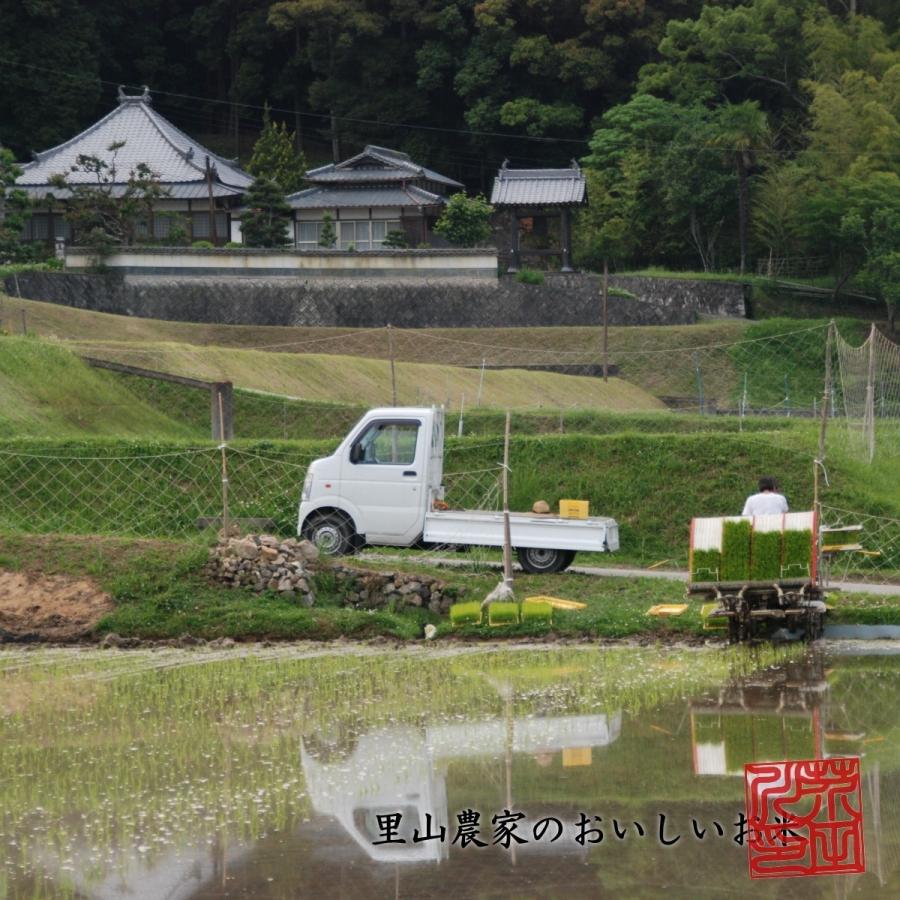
[0,570,114,641]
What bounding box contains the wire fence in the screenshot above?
[1,319,898,584]
[67,321,846,417]
[820,506,900,586]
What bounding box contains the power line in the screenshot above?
[0,57,589,147]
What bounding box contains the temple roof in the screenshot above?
[490,161,587,206]
[287,183,446,210]
[16,87,252,199]
[305,145,462,190]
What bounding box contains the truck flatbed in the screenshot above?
[423,509,619,554]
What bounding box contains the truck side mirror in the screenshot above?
[349,443,362,464]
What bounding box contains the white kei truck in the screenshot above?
[297,406,619,573]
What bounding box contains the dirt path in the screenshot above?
[0,570,114,641]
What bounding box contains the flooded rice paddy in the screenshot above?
[0,642,897,898]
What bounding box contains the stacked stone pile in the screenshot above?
[206,535,320,606]
[337,569,457,614]
[205,535,459,613]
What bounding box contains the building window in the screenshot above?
[21,214,71,241]
[296,221,323,249]
[333,219,402,250]
[191,212,228,240]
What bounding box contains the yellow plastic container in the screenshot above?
[559,499,589,519]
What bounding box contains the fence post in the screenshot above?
[210,382,234,440]
[477,358,486,407]
[693,352,704,415]
[218,391,231,539]
[387,323,397,406]
[784,374,791,417]
[458,393,465,437]
[864,323,876,461]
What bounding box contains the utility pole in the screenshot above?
[205,156,219,246]
[813,322,834,564]
[601,261,610,382]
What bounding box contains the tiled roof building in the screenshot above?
[491,161,587,272]
[287,145,463,249]
[17,87,252,244]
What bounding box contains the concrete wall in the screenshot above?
[63,246,497,280]
[5,271,747,328]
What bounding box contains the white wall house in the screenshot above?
[286,145,462,250]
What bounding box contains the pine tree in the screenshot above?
[247,104,307,194]
[319,212,337,248]
[240,177,292,247]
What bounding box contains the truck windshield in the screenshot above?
[352,421,419,465]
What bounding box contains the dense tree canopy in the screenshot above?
[0,1,895,283]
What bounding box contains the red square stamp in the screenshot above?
[744,757,865,878]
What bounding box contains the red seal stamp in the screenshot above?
[744,757,865,878]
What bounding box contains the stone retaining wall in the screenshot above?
[6,271,747,328]
[204,534,459,615]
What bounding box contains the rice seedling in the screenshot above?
[782,529,813,577]
[449,601,483,626]
[520,600,553,625]
[0,642,805,897]
[690,549,721,582]
[720,520,752,581]
[488,602,520,626]
[750,530,782,581]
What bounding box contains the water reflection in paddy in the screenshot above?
[0,643,897,898]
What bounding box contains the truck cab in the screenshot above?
[298,407,441,554]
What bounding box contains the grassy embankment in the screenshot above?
[0,533,893,643]
[0,306,894,640]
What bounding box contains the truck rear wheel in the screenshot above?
[516,547,573,574]
[303,512,354,556]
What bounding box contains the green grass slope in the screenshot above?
[4,294,873,410]
[1,428,894,568]
[54,340,665,411]
[0,337,195,438]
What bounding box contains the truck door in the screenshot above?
[342,418,425,542]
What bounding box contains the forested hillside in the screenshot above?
[1,1,897,286]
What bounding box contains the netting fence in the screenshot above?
[68,322,855,418]
[1,319,898,585]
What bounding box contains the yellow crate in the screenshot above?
[559,499,589,519]
[562,747,592,768]
[646,603,688,618]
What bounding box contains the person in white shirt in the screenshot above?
[742,477,789,516]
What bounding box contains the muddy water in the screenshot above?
[0,643,897,898]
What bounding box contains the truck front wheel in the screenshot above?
[303,512,354,556]
[516,548,575,574]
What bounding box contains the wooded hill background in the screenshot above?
[1,1,897,278]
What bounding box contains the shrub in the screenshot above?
[318,213,336,248]
[382,229,409,249]
[515,268,545,285]
[225,241,243,249]
[720,520,752,581]
[433,193,494,247]
[191,240,215,249]
[449,601,482,626]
